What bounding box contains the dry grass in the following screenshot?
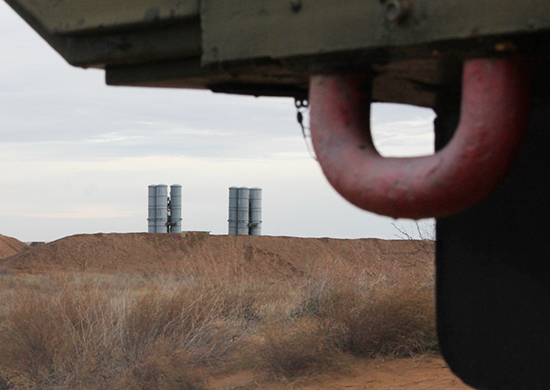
[320,283,437,358]
[253,317,344,382]
[0,254,436,389]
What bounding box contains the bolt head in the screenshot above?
[383,0,411,24]
[290,0,302,12]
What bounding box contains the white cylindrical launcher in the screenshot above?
[228,186,239,235]
[228,186,262,236]
[155,184,168,233]
[170,184,182,233]
[148,184,157,233]
[237,187,250,235]
[249,187,262,236]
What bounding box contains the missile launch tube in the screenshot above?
[155,184,168,233]
[148,184,157,233]
[170,184,182,233]
[237,187,250,235]
[249,187,262,236]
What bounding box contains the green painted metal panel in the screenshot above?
[14,0,199,34]
[5,0,201,68]
[5,0,550,105]
[201,0,550,66]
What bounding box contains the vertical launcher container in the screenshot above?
[170,184,182,233]
[237,187,250,235]
[148,184,182,233]
[147,185,157,233]
[155,184,168,234]
[228,186,239,235]
[228,186,262,236]
[249,188,262,236]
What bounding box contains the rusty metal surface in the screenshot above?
[309,57,532,219]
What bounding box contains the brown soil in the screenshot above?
[297,358,471,390]
[210,358,472,390]
[0,233,28,260]
[0,233,433,280]
[0,233,427,279]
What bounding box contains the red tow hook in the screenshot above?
[309,58,532,219]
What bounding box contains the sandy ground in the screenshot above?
[210,358,472,390]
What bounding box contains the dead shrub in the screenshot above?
[254,318,342,381]
[0,286,121,389]
[123,286,241,367]
[0,259,438,388]
[0,277,245,389]
[320,283,438,358]
[115,339,203,390]
[0,265,12,276]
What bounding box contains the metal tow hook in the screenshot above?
[308,58,532,219]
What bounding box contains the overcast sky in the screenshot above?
[0,2,435,243]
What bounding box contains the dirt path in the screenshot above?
[209,358,471,390]
[303,358,471,390]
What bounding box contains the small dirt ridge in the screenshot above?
[0,233,433,279]
[0,233,28,260]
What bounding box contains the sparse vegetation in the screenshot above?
[0,246,436,389]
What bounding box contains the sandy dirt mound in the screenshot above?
[0,234,28,259]
[0,233,433,279]
[210,358,471,390]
